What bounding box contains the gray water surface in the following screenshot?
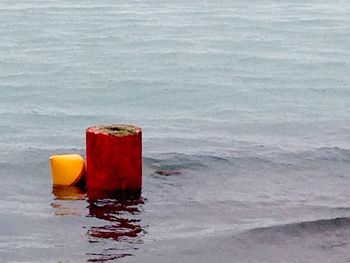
[0,0,350,262]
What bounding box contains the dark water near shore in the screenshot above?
[1,0,350,262]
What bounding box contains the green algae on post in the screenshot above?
[97,124,139,137]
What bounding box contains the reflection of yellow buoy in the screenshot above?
[52,185,86,200]
[50,154,85,186]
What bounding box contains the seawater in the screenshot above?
[0,0,350,262]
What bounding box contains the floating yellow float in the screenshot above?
[50,154,85,186]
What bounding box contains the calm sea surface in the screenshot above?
[0,0,350,262]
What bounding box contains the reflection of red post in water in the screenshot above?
[86,198,145,261]
[88,199,144,241]
[86,124,142,197]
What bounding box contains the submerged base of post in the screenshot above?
[86,188,142,201]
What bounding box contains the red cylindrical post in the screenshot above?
[86,124,142,197]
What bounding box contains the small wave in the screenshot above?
[144,153,229,170]
[247,217,350,237]
[286,147,350,164]
[144,146,350,175]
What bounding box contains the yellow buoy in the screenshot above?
[50,154,85,186]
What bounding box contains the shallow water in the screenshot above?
[0,0,350,262]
